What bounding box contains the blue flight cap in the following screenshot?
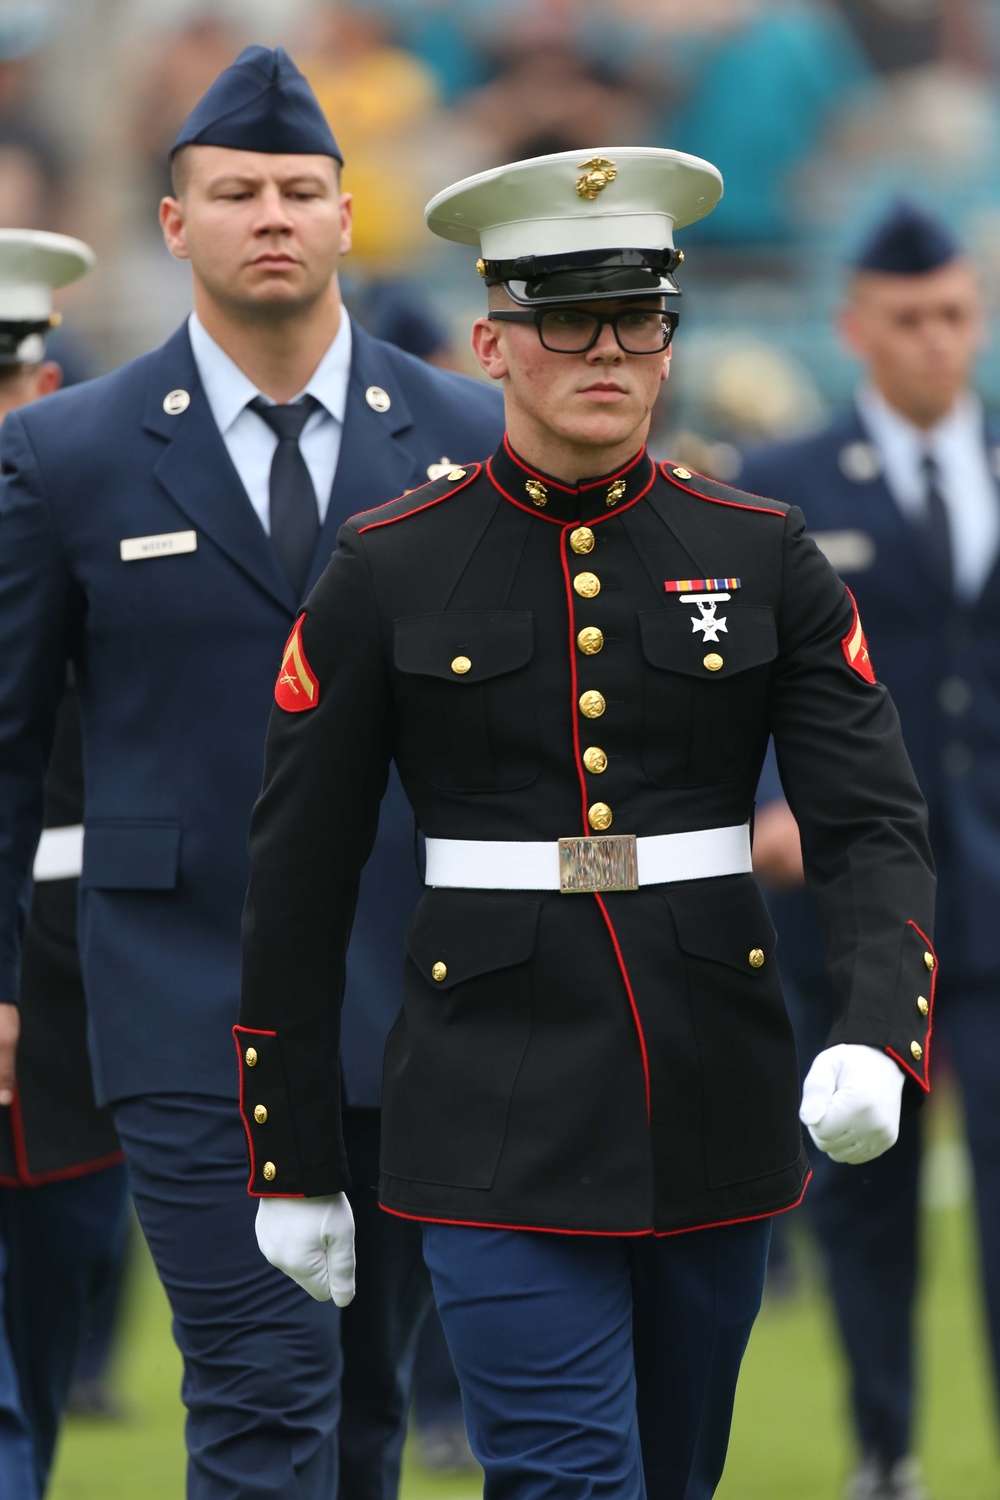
[170,46,343,164]
[851,199,962,275]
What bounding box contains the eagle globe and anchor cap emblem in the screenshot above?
[575,156,617,200]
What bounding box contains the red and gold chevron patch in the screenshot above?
[841,587,875,684]
[275,614,320,712]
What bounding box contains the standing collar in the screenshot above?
[486,433,655,523]
[187,309,353,435]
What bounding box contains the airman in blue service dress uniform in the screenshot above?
[0,48,502,1500]
[0,231,129,1500]
[742,202,1000,1500]
[238,149,937,1499]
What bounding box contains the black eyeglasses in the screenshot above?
[488,306,678,355]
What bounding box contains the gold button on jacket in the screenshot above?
[583,746,608,774]
[910,1041,923,1061]
[451,655,472,675]
[924,951,935,971]
[579,690,606,719]
[245,1047,258,1067]
[431,961,448,982]
[704,653,724,672]
[748,948,765,968]
[254,1105,268,1124]
[917,996,929,1016]
[262,1161,277,1182]
[588,802,613,830]
[573,572,600,599]
[570,526,595,555]
[577,627,604,655]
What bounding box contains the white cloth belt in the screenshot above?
[424,823,752,892]
[32,824,84,882]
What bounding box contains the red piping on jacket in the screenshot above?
[0,1087,124,1186]
[380,1171,811,1237]
[232,1025,302,1197]
[886,921,936,1092]
[558,525,653,1123]
[355,464,482,534]
[659,462,786,517]
[594,894,652,1122]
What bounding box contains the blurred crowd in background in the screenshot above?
[1,0,998,474]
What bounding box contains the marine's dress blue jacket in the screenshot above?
[741,406,1000,989]
[0,320,503,1105]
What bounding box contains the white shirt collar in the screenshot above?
[857,383,984,490]
[188,309,353,436]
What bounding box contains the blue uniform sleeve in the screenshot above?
[0,411,79,1006]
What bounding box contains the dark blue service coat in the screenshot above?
[0,320,503,1107]
[741,405,1000,989]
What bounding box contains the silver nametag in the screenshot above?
[558,834,639,894]
[120,530,197,562]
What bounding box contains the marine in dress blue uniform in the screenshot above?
[741,202,998,1500]
[0,232,129,1500]
[0,50,502,1500]
[238,150,937,1500]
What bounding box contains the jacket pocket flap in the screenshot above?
[394,612,533,683]
[639,607,777,679]
[406,891,540,988]
[666,877,776,971]
[81,821,181,891]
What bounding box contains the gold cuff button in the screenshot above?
[910,1041,924,1061]
[917,996,929,1016]
[579,690,606,719]
[923,951,935,971]
[704,653,724,672]
[570,526,595,555]
[588,802,613,831]
[431,961,447,982]
[254,1105,268,1125]
[583,746,608,774]
[245,1047,258,1067]
[262,1161,276,1182]
[573,572,601,599]
[749,948,765,968]
[451,656,472,675]
[577,627,604,656]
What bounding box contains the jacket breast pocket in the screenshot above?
[80,821,181,890]
[666,876,801,1189]
[638,607,777,788]
[380,891,540,1189]
[393,612,538,791]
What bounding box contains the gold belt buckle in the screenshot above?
[558,834,639,894]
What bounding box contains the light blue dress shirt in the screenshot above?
[187,309,353,533]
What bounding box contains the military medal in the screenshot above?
[665,578,741,644]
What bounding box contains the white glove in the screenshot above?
[255,1193,356,1306]
[799,1044,905,1165]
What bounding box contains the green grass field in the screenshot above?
[49,1096,1000,1500]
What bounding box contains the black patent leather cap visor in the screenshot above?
[483,248,683,306]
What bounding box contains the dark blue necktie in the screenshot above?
[249,396,320,598]
[920,452,953,594]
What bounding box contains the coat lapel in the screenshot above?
[304,324,422,592]
[835,407,951,602]
[143,326,296,613]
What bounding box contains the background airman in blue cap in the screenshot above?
[742,202,996,1500]
[0,42,502,1500]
